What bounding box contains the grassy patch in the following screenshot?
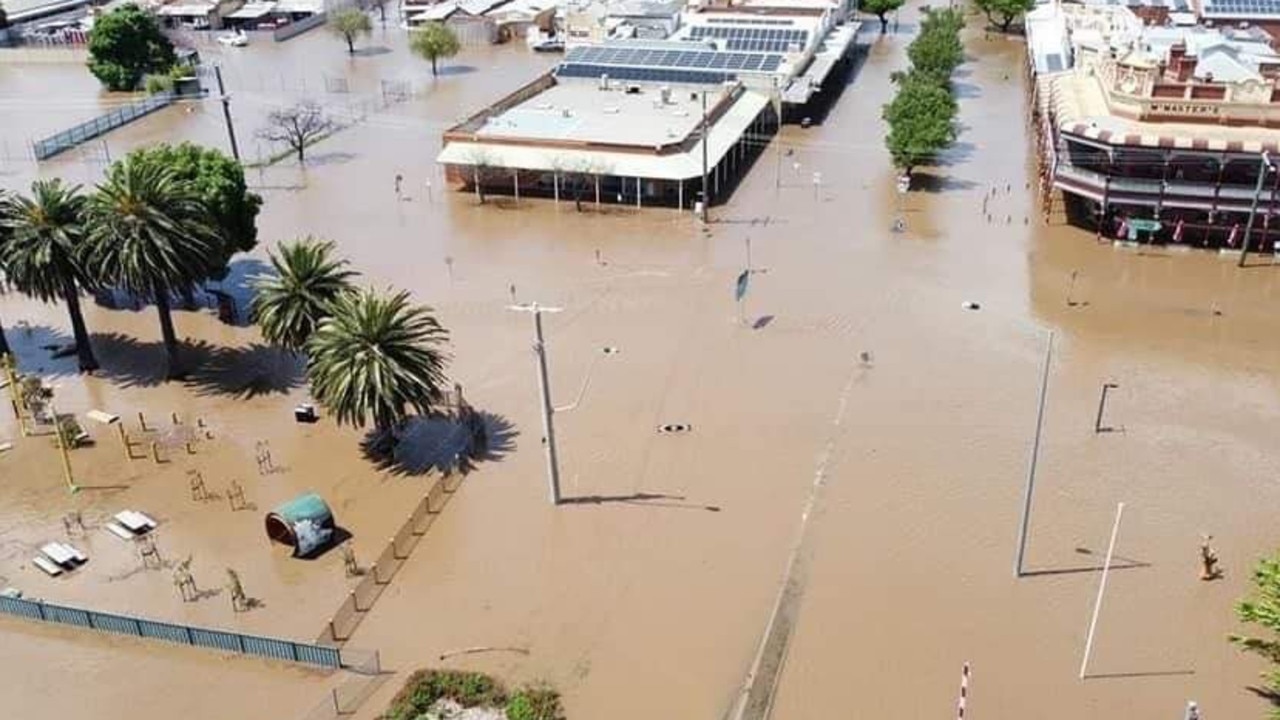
[383,670,564,720]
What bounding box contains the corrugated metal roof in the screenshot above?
[437,89,770,181]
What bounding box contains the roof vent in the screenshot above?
[603,106,620,114]
[562,108,573,118]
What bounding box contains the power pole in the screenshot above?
[701,90,710,224]
[509,303,564,505]
[213,65,241,162]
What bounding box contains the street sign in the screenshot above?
[735,270,750,302]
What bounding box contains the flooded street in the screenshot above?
[2,8,1279,720]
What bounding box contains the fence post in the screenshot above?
[36,602,45,621]
[184,625,194,644]
[290,641,300,662]
[236,634,246,652]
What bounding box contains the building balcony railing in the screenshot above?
[1055,163,1276,202]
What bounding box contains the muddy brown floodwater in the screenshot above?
[1,8,1279,720]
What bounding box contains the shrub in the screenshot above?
[506,685,565,720]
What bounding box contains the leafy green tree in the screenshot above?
[0,180,99,371]
[1231,553,1280,716]
[882,72,957,174]
[328,7,372,55]
[251,237,358,353]
[907,22,964,83]
[862,0,904,33]
[88,159,218,378]
[409,22,461,77]
[114,143,262,281]
[975,0,1035,32]
[87,4,176,91]
[306,289,450,436]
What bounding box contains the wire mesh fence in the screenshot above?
[32,93,175,160]
[0,594,343,669]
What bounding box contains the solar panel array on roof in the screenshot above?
[687,25,808,53]
[706,16,793,25]
[562,45,784,73]
[1203,0,1280,14]
[557,64,735,85]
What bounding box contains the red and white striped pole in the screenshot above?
[957,662,971,720]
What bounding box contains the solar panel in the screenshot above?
[557,46,784,76]
[686,25,808,50]
[556,63,734,85]
[1204,0,1280,12]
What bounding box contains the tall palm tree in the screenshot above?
[0,180,99,372]
[307,289,450,435]
[88,159,217,379]
[251,237,358,353]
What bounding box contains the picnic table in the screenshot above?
[114,510,157,534]
[40,542,86,567]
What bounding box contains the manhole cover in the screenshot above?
[657,423,692,434]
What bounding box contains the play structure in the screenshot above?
[264,493,336,556]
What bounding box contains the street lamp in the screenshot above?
[1240,150,1275,268]
[507,303,615,506]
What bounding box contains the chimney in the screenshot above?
[1170,42,1193,82]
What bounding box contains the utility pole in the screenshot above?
[509,303,564,505]
[701,90,710,224]
[1239,151,1273,267]
[1015,330,1054,578]
[213,65,241,162]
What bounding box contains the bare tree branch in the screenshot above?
[257,101,337,165]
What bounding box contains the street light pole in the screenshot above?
[1240,151,1274,267]
[213,65,241,162]
[508,303,616,507]
[701,90,710,224]
[510,303,564,505]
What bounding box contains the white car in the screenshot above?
[216,30,249,47]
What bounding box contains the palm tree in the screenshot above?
[0,180,99,372]
[88,159,217,379]
[307,289,450,437]
[251,237,358,353]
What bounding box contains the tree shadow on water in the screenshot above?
[5,323,78,378]
[89,332,172,388]
[362,411,518,477]
[90,334,302,395]
[183,343,305,399]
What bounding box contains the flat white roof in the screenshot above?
[228,1,276,18]
[439,87,770,180]
[157,2,214,15]
[476,80,723,147]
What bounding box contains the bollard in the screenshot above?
[185,441,195,455]
[171,412,180,425]
[138,412,149,432]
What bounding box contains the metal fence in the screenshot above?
[32,93,174,161]
[0,595,344,670]
[319,473,459,645]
